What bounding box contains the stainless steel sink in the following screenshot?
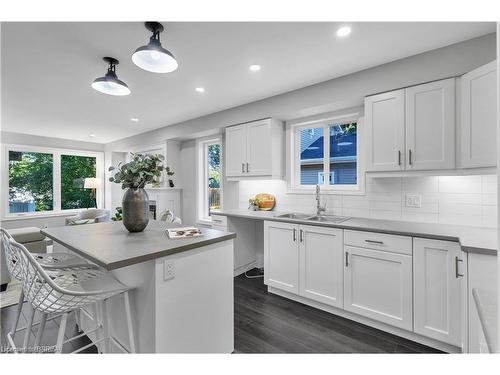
[305,215,350,223]
[274,213,312,220]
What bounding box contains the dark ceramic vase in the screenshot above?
[122,188,149,232]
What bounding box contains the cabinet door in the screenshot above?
[264,221,299,294]
[413,238,463,346]
[460,61,497,168]
[299,225,343,308]
[344,245,413,330]
[225,124,247,176]
[405,78,456,170]
[246,120,272,176]
[365,89,406,171]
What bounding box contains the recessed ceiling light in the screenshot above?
[195,87,205,93]
[249,64,261,72]
[130,117,139,122]
[336,26,352,38]
[89,133,95,138]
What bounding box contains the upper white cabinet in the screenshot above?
[413,238,464,347]
[406,79,456,170]
[343,230,413,330]
[365,89,406,171]
[366,78,456,172]
[225,118,284,179]
[459,61,497,168]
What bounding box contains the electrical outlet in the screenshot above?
[163,260,175,281]
[405,194,422,208]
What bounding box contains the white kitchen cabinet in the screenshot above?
[225,118,284,179]
[468,252,497,353]
[299,225,343,308]
[460,61,497,168]
[365,89,405,171]
[405,78,456,170]
[413,238,464,347]
[225,124,247,176]
[264,221,299,294]
[343,244,413,330]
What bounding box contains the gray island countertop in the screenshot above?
[213,209,497,255]
[42,220,236,270]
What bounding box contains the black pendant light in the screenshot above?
[91,57,131,96]
[132,22,178,73]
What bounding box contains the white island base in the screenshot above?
[79,240,234,353]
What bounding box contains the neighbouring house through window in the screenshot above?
[196,137,222,222]
[290,111,363,193]
[4,145,103,217]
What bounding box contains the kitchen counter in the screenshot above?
[214,209,497,255]
[42,220,236,270]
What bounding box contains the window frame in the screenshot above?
[287,110,365,195]
[3,144,104,219]
[195,136,223,224]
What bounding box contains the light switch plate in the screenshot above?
[405,194,422,208]
[164,260,175,280]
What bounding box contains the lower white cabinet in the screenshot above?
[264,221,343,307]
[264,221,300,294]
[413,238,464,347]
[299,225,344,308]
[343,245,413,330]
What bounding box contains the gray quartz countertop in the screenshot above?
[213,209,497,255]
[41,220,236,270]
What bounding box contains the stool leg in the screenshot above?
[23,305,35,350]
[55,313,68,353]
[93,302,105,353]
[101,300,111,353]
[10,289,25,339]
[34,313,47,347]
[75,309,82,333]
[123,291,136,353]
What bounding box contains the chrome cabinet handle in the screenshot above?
[408,149,413,165]
[299,229,303,243]
[246,163,249,173]
[345,252,349,267]
[213,219,223,223]
[398,150,402,166]
[455,256,463,278]
[293,228,297,242]
[365,239,384,245]
[241,163,245,173]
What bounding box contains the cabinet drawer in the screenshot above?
[344,230,412,255]
[211,215,227,228]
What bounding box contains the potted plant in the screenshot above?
[109,153,173,232]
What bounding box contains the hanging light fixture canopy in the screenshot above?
[91,57,131,96]
[132,22,178,73]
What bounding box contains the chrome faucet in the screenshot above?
[316,184,326,216]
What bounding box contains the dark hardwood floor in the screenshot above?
[1,271,442,354]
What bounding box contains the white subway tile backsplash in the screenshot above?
[238,175,497,228]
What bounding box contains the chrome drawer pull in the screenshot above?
[345,252,349,267]
[293,228,297,242]
[365,239,384,245]
[455,257,463,278]
[246,163,249,173]
[299,229,303,243]
[241,163,245,173]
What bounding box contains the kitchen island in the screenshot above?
[41,220,236,353]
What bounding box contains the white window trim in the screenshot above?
[286,110,366,195]
[195,136,223,225]
[2,144,105,219]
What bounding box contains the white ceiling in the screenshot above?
[1,22,495,144]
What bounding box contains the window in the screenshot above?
[290,112,363,193]
[4,145,103,217]
[196,137,222,223]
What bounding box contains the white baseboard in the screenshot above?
[234,261,257,277]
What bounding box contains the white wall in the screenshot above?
[180,140,196,224]
[237,175,497,228]
[105,33,496,151]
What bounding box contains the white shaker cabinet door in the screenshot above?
[460,61,497,168]
[246,120,272,176]
[413,238,463,347]
[225,124,247,177]
[298,225,344,308]
[264,221,299,294]
[405,78,456,170]
[343,246,413,330]
[365,89,405,171]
